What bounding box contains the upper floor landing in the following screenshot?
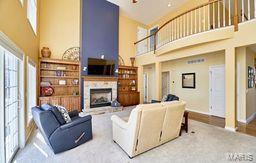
[134,0,256,66]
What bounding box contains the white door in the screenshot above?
[137,27,148,55]
[209,65,225,118]
[162,71,170,98]
[143,73,149,103]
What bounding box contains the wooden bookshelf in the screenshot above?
[118,66,140,106]
[39,58,81,112]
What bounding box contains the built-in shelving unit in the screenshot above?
[118,65,140,106]
[39,58,81,112]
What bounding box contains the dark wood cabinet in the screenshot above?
[118,66,140,107]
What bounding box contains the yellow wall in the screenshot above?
[119,15,148,66]
[0,0,39,62]
[39,0,81,59]
[160,51,225,114]
[0,0,40,140]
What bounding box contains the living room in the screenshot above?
[1,0,256,163]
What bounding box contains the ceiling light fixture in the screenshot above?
[168,2,171,7]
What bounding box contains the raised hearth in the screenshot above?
[83,76,117,111]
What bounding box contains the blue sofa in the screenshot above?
[32,104,93,154]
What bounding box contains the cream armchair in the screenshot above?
[111,101,186,158]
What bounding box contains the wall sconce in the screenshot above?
[83,67,87,72]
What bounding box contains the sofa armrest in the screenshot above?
[60,115,92,130]
[68,110,79,118]
[111,115,128,129]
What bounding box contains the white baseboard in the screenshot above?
[185,108,210,115]
[246,112,256,124]
[225,126,238,132]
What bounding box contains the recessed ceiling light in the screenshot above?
[168,2,171,7]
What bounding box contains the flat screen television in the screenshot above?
[87,58,115,76]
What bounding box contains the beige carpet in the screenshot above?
[14,107,256,163]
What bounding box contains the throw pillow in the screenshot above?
[56,105,71,123]
[161,95,168,102]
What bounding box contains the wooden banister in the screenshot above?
[135,0,220,45]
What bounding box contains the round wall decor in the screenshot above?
[62,47,80,61]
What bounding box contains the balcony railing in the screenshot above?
[135,0,256,56]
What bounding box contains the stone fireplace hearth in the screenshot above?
[84,77,117,111]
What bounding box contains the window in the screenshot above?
[19,0,24,6]
[27,0,37,34]
[0,32,25,163]
[27,58,37,125]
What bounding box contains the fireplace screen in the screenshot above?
[90,88,112,108]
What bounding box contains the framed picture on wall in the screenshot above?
[182,73,196,89]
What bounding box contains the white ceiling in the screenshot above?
[107,0,189,25]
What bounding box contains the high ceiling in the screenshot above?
[107,0,189,25]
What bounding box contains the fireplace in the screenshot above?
[90,88,112,108]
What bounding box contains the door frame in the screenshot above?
[162,71,171,97]
[143,73,149,103]
[209,64,225,118]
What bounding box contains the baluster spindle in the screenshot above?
[242,0,245,22]
[199,7,201,32]
[187,13,189,36]
[248,0,251,20]
[208,4,211,30]
[204,5,206,31]
[195,9,197,33]
[223,0,226,27]
[218,1,220,28]
[183,15,186,37]
[191,11,193,34]
[213,2,216,29]
[229,0,231,25]
[255,0,256,18]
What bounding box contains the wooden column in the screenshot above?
[234,0,239,31]
[225,47,237,131]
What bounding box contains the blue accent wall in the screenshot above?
[82,0,119,76]
[81,0,119,110]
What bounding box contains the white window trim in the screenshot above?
[26,57,37,127]
[0,46,5,163]
[0,32,26,163]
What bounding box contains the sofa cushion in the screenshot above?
[56,106,71,123]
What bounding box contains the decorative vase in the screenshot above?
[130,57,135,67]
[41,47,51,58]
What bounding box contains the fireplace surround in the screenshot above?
[83,76,118,111]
